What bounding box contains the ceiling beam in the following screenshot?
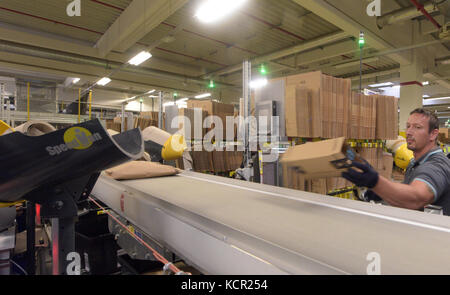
[0,24,203,77]
[291,0,413,65]
[204,31,350,78]
[0,54,199,96]
[95,0,188,57]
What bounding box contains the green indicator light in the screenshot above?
[260,64,267,75]
[208,80,215,88]
[359,31,365,48]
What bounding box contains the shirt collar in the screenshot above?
[411,147,443,166]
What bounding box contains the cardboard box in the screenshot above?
[178,108,206,141]
[280,137,354,179]
[186,100,235,140]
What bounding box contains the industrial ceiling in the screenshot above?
[0,0,449,121]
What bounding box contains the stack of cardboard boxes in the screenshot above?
[175,100,243,173]
[439,128,449,144]
[284,71,398,140]
[281,71,398,195]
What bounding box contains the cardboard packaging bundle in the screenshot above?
[281,138,393,194]
[191,149,213,172]
[374,95,398,140]
[137,111,164,130]
[282,71,398,140]
[178,108,207,141]
[280,137,355,179]
[187,100,235,140]
[105,117,124,133]
[349,93,377,139]
[284,71,351,138]
[439,128,449,144]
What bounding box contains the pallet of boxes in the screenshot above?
[280,71,398,199]
[175,100,243,173]
[439,128,449,145]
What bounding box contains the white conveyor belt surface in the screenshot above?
[91,171,450,275]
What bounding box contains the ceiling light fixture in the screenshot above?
[96,77,111,86]
[250,78,268,89]
[369,82,393,88]
[72,78,80,84]
[195,0,247,23]
[128,51,152,66]
[195,93,211,99]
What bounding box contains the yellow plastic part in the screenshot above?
[0,120,14,135]
[161,134,187,160]
[394,143,414,170]
[0,200,24,208]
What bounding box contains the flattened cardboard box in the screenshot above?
[280,137,352,179]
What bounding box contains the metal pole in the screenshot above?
[51,218,75,275]
[359,47,362,93]
[158,91,163,129]
[121,103,125,133]
[78,88,81,123]
[27,82,30,121]
[243,60,251,167]
[88,90,92,120]
[26,201,36,275]
[0,83,3,122]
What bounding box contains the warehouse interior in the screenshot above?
[0,0,450,276]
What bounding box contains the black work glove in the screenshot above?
[342,161,379,189]
[364,190,382,202]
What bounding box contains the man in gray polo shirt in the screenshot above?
[342,108,450,215]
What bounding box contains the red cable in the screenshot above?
[88,197,190,275]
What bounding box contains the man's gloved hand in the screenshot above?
[364,190,383,202]
[342,161,379,189]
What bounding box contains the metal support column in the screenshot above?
[51,217,75,275]
[26,201,36,275]
[158,91,163,130]
[243,60,251,167]
[121,103,125,133]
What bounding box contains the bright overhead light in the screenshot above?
[96,77,111,86]
[195,93,211,99]
[128,51,152,66]
[430,97,450,100]
[369,82,393,88]
[178,97,189,102]
[423,81,430,86]
[72,78,80,84]
[147,89,156,94]
[250,78,268,89]
[423,95,430,98]
[163,102,175,107]
[195,0,247,23]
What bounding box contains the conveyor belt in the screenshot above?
[91,171,450,275]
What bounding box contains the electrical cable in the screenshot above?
[88,196,190,275]
[10,259,28,275]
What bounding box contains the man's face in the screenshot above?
[405,113,433,151]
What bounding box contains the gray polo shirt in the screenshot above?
[404,147,450,215]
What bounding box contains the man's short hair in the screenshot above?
[410,108,439,133]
